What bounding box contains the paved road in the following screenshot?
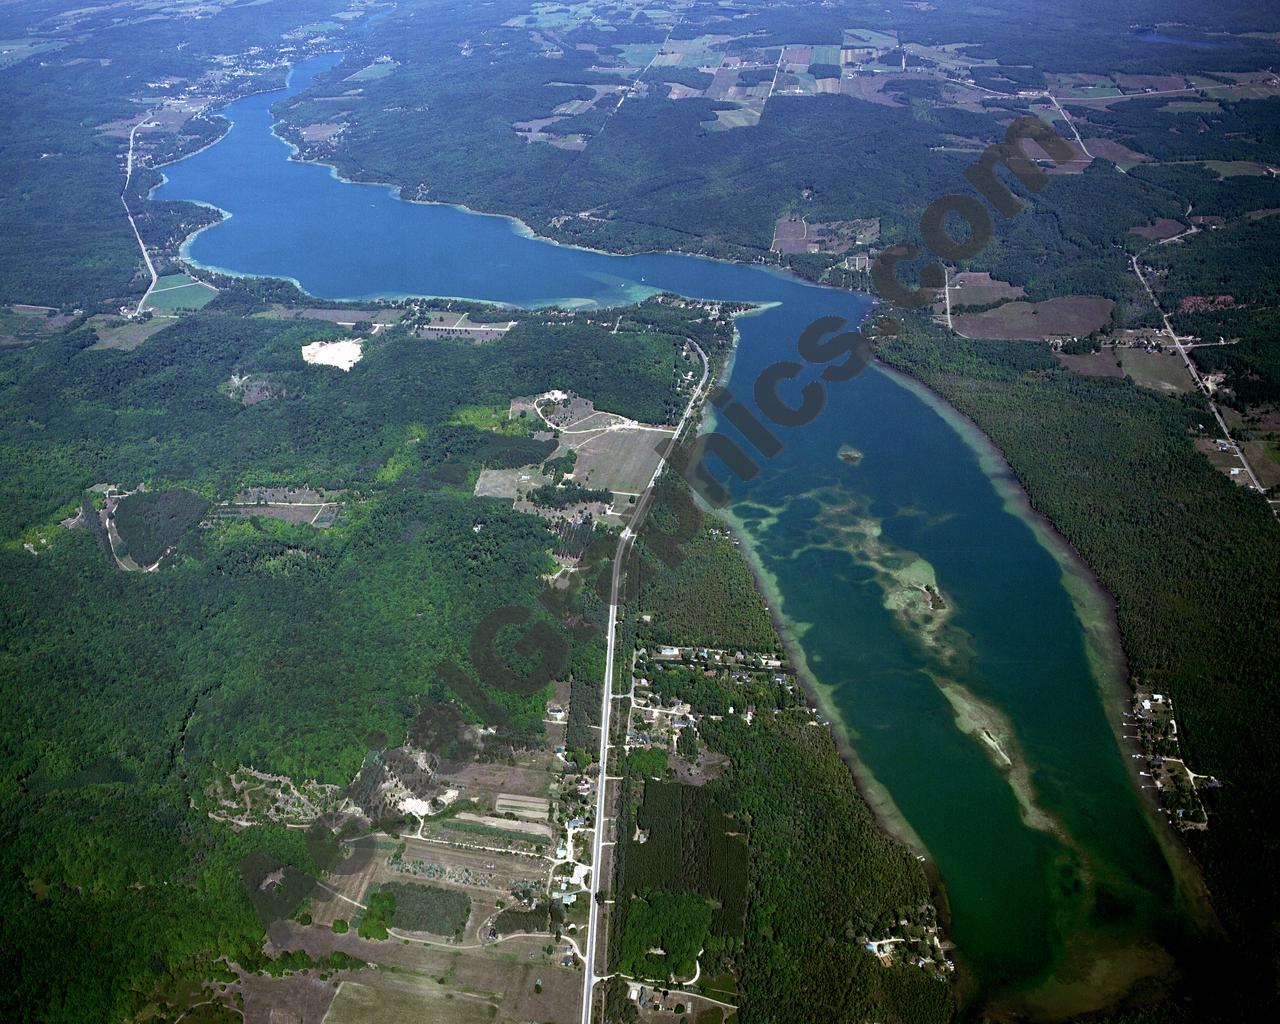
[122,117,159,316]
[579,340,709,1024]
[1129,254,1276,515]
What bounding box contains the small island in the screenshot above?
[837,443,864,465]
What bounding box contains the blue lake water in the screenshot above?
[155,53,1201,1014]
[1133,30,1240,50]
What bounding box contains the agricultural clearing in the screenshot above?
[952,297,1115,340]
[144,273,217,312]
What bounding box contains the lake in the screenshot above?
[155,53,1203,1016]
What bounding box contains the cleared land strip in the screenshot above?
[122,116,159,316]
[580,339,710,1024]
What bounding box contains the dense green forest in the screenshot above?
[381,881,471,936]
[634,481,780,651]
[1150,216,1280,309]
[0,304,686,537]
[112,488,210,566]
[877,316,1280,1016]
[0,291,706,1021]
[1075,97,1280,164]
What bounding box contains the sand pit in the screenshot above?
[302,337,363,370]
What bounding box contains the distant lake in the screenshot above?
[1133,30,1240,50]
[154,53,1204,1016]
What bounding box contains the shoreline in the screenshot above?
[708,430,970,1004]
[159,52,844,310]
[696,331,1216,1016]
[877,361,1221,937]
[700,306,959,967]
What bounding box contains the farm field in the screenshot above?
[257,919,580,1023]
[0,305,75,346]
[1200,160,1276,177]
[1129,217,1187,240]
[1118,349,1195,393]
[309,838,385,930]
[86,314,171,350]
[1054,349,1125,378]
[144,273,217,311]
[325,978,497,1024]
[1244,438,1280,489]
[474,466,540,499]
[1053,347,1195,394]
[445,751,559,800]
[570,427,668,498]
[952,296,1115,340]
[536,394,674,501]
[254,305,404,324]
[946,272,1025,307]
[345,59,398,82]
[214,486,346,528]
[416,311,516,340]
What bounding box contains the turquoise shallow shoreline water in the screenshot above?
[154,53,1201,1015]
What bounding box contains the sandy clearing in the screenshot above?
[302,337,363,370]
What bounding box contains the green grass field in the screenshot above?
[1119,349,1195,394]
[843,27,897,49]
[1201,160,1272,177]
[346,60,398,81]
[704,105,762,131]
[1160,100,1221,113]
[145,274,217,312]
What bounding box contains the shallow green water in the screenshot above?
[154,53,1201,1014]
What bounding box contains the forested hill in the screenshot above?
[0,297,707,1020]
